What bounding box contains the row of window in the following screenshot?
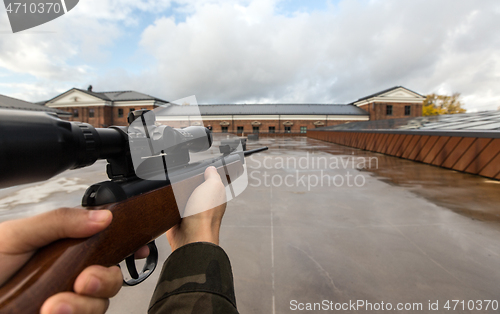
[71,108,309,133]
[222,126,308,133]
[386,105,412,116]
[117,108,135,118]
[72,108,136,118]
[73,105,411,121]
[73,109,93,118]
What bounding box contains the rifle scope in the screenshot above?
[0,109,212,189]
[0,109,126,188]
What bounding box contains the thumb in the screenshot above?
[0,208,112,254]
[204,166,222,182]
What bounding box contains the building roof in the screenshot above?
[76,89,168,103]
[318,111,500,131]
[42,88,169,105]
[160,103,368,116]
[417,111,500,130]
[74,88,111,101]
[351,86,425,104]
[0,94,69,115]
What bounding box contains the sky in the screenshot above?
[0,0,499,112]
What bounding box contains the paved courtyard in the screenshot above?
[1,137,499,313]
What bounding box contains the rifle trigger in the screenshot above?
[123,240,159,286]
[125,255,139,280]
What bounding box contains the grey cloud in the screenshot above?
[135,0,500,110]
[1,0,499,111]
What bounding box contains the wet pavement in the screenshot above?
[1,137,499,313]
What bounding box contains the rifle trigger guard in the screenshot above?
[122,240,159,286]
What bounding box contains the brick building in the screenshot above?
[156,103,369,134]
[44,86,424,133]
[351,86,424,120]
[44,87,168,127]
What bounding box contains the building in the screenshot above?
[351,86,425,120]
[0,93,70,117]
[157,103,369,134]
[44,87,168,127]
[43,85,425,133]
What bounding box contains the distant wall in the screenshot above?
[159,118,366,134]
[308,130,500,180]
[230,132,305,138]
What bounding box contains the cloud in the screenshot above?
[1,0,499,112]
[134,0,500,111]
[0,0,171,100]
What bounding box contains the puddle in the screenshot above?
[248,137,500,223]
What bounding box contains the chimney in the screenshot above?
[87,85,93,92]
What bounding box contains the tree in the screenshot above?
[423,93,466,116]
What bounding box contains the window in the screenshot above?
[269,126,275,133]
[300,126,307,133]
[405,105,411,116]
[118,108,124,118]
[284,126,291,133]
[73,109,79,118]
[253,126,259,133]
[129,108,135,112]
[237,126,244,133]
[89,109,95,118]
[221,126,228,133]
[386,105,393,115]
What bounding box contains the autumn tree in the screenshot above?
[423,93,466,116]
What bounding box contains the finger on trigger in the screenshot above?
[134,245,150,259]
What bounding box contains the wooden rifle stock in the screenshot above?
[0,161,243,313]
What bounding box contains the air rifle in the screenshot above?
[0,108,267,313]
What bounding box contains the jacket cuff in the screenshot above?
[149,242,237,310]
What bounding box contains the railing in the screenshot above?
[307,129,500,180]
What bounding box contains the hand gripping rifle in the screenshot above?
[0,108,267,313]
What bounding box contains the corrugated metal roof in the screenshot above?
[418,111,500,130]
[0,94,69,115]
[319,111,500,131]
[159,104,368,116]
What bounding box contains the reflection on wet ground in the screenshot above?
[238,137,500,314]
[254,137,500,224]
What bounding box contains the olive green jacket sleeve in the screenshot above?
[148,242,239,314]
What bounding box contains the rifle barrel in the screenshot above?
[243,147,268,156]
